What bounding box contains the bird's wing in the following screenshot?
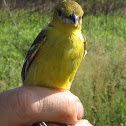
[21,28,48,83]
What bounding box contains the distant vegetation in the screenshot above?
[0,0,126,126]
[0,0,126,15]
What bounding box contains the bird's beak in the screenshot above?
[66,13,78,27]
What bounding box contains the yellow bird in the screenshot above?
[21,0,87,90]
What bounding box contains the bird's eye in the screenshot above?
[58,9,62,16]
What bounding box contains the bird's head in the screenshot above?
[52,0,84,31]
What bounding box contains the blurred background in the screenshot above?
[0,0,126,125]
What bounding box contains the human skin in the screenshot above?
[0,86,93,126]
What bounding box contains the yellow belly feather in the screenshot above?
[24,28,84,90]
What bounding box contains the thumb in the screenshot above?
[0,87,84,126]
[22,87,84,125]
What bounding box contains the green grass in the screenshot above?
[0,9,50,91]
[0,9,126,126]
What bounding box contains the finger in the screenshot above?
[73,119,93,126]
[21,86,84,125]
[0,86,84,126]
[36,120,93,126]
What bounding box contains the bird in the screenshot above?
[21,0,87,125]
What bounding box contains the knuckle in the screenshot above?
[58,93,78,124]
[15,87,41,123]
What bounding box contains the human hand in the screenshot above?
[0,86,93,126]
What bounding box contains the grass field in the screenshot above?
[0,9,126,126]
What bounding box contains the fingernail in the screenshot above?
[77,102,84,120]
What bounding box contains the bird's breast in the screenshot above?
[25,29,84,89]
